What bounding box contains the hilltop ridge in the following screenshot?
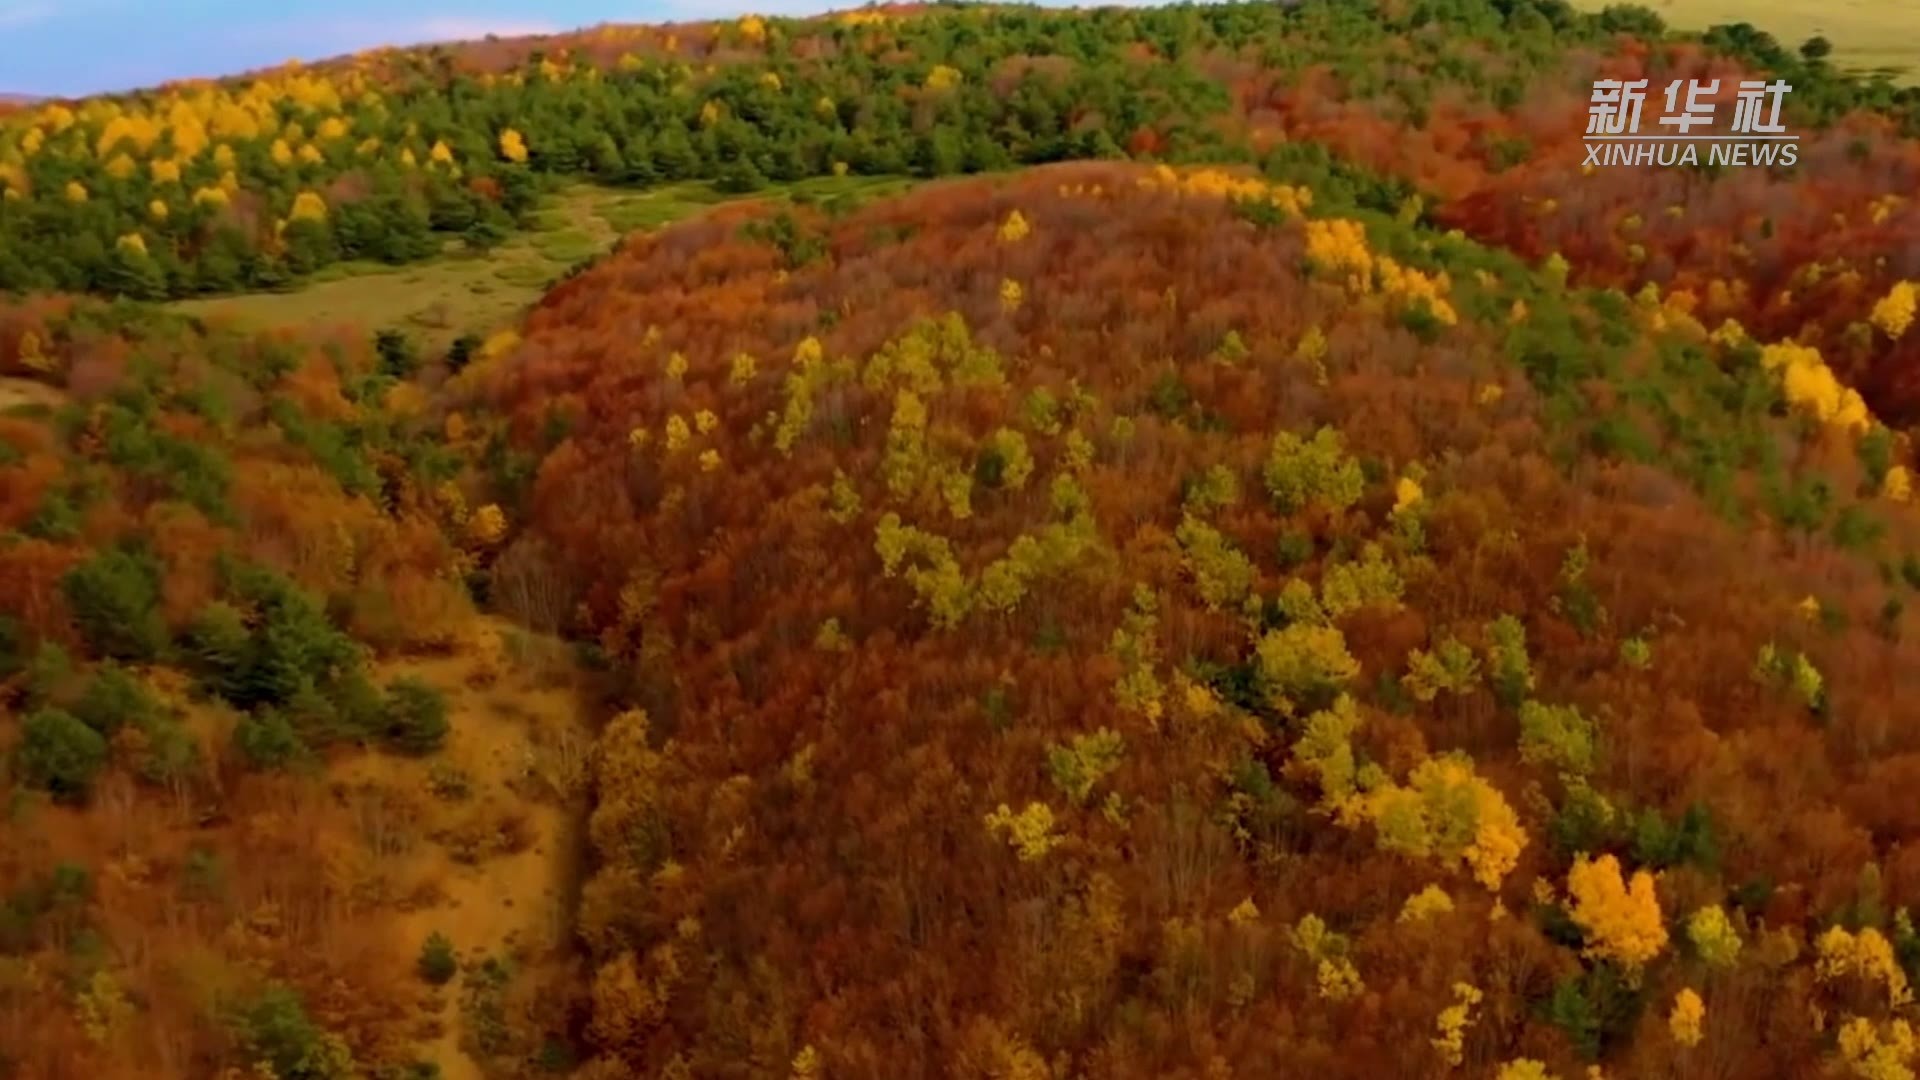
[444,159,1920,1077]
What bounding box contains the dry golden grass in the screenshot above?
[1572,0,1920,82]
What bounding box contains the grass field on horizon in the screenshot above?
[168,174,914,349]
[1571,0,1920,83]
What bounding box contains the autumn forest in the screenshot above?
[4,2,1920,1079]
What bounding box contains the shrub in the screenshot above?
[234,711,306,770]
[18,708,109,800]
[72,664,160,737]
[418,931,458,985]
[383,677,450,755]
[61,549,167,662]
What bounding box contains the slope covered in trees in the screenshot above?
[432,159,1920,1079]
[0,303,594,1079]
[3,1,1920,419]
[8,4,1920,1079]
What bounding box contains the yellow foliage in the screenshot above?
[1432,982,1482,1067]
[193,185,230,208]
[1497,1061,1555,1080]
[1837,1017,1918,1080]
[148,199,169,221]
[984,802,1064,861]
[64,180,88,203]
[666,351,689,380]
[1399,884,1455,923]
[499,128,529,163]
[698,449,722,473]
[1392,475,1424,515]
[1669,988,1704,1048]
[470,330,517,366]
[429,139,453,165]
[694,409,718,435]
[467,504,507,547]
[38,103,75,133]
[1228,897,1260,925]
[1376,255,1458,325]
[1138,164,1311,216]
[925,65,963,91]
[1316,957,1364,1001]
[149,158,181,185]
[1256,623,1359,713]
[1305,218,1374,292]
[1686,904,1742,968]
[737,13,768,41]
[1871,282,1917,339]
[270,138,294,166]
[1884,465,1912,503]
[1566,853,1667,969]
[998,209,1031,243]
[93,113,159,158]
[665,415,691,453]
[16,331,54,374]
[115,233,147,257]
[1000,278,1024,312]
[297,143,322,165]
[76,969,132,1046]
[1761,341,1872,433]
[289,191,327,222]
[1817,926,1914,1008]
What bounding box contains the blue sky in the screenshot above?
[0,0,894,97]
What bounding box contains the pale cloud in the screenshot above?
[224,14,564,53]
[645,0,1206,19]
[407,16,563,41]
[0,2,55,29]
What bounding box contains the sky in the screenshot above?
[0,0,923,97]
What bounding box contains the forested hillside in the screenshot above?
[5,2,1920,1079]
[2,1,1919,414]
[447,158,1920,1080]
[0,303,590,1079]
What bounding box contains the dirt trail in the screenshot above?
[335,619,595,1080]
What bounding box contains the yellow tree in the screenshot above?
[1669,988,1704,1048]
[1566,854,1667,970]
[1686,905,1742,968]
[1871,281,1916,339]
[499,128,529,163]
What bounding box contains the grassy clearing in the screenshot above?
[1571,0,1920,83]
[169,175,912,350]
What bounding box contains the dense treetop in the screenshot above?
[2,1,1918,415]
[7,3,1920,1078]
[439,159,1920,1078]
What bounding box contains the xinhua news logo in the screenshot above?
[1585,79,1798,168]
